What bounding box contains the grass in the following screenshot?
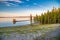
[34,24,60,40]
[0,24,60,40]
[35,34,60,40]
[0,24,60,34]
[0,25,41,34]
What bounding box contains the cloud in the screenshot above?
[0,0,23,3]
[9,3,19,6]
[10,0,23,3]
[2,1,18,6]
[0,0,9,1]
[0,0,23,6]
[3,1,11,6]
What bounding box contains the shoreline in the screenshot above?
[0,24,60,33]
[0,24,60,40]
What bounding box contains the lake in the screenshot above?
[0,18,30,27]
[0,18,41,40]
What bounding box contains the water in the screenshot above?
[0,18,30,27]
[0,18,41,40]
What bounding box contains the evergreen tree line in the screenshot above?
[34,8,60,24]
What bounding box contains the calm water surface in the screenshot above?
[0,18,39,40]
[0,18,30,27]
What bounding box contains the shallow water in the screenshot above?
[0,18,30,27]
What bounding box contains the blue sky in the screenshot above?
[0,0,60,16]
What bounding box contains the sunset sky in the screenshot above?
[0,0,60,17]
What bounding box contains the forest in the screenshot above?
[34,7,60,24]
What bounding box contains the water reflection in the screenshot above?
[0,18,30,27]
[12,19,30,24]
[13,19,16,24]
